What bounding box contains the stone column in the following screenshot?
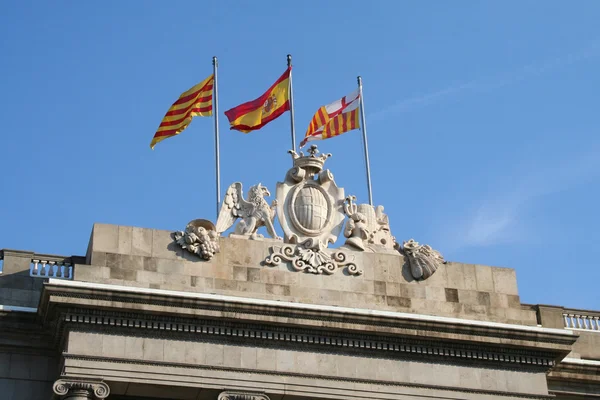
[217,391,270,400]
[53,379,110,400]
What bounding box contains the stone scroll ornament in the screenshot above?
[215,182,281,240]
[265,237,363,276]
[53,378,110,399]
[173,219,220,261]
[399,238,446,281]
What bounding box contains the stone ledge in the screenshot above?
[40,279,577,357]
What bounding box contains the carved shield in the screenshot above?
[276,169,345,246]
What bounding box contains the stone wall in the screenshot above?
[0,351,57,399]
[0,250,44,309]
[0,308,58,400]
[78,223,537,325]
[536,305,600,360]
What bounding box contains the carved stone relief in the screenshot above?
[173,219,220,260]
[276,145,345,246]
[265,238,362,276]
[399,238,446,281]
[342,196,399,253]
[172,146,447,280]
[216,182,281,240]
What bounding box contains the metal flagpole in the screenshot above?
[357,76,374,206]
[287,54,297,150]
[213,56,221,219]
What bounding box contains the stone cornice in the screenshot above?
[0,249,34,258]
[549,357,600,384]
[60,309,556,369]
[39,279,577,367]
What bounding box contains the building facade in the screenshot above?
[0,149,598,399]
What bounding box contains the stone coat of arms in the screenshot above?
[276,145,345,246]
[174,144,446,280]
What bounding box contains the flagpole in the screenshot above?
[357,76,374,206]
[287,54,297,150]
[213,56,221,219]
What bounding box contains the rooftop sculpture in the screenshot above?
[174,145,445,280]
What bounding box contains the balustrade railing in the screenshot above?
[30,255,73,280]
[563,312,600,332]
[0,250,76,280]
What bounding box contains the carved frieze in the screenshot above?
[62,311,559,369]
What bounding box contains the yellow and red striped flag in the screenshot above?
[224,67,290,133]
[150,74,214,149]
[300,89,361,147]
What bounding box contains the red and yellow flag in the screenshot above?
[224,67,290,133]
[300,89,361,147]
[150,74,214,149]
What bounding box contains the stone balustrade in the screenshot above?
[0,249,84,308]
[563,311,600,332]
[0,250,77,280]
[31,255,73,280]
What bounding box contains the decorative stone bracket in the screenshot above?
[53,378,110,399]
[218,391,270,400]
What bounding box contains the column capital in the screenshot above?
[218,391,270,400]
[53,378,110,399]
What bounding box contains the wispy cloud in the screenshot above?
[442,146,600,250]
[370,39,600,121]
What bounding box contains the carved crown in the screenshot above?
[289,145,331,177]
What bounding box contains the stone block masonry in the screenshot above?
[76,223,537,325]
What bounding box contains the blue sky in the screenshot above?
[1,2,599,310]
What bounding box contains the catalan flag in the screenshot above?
[224,67,291,133]
[150,74,214,149]
[300,89,361,147]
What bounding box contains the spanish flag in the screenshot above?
[224,67,291,133]
[150,74,214,149]
[300,89,361,147]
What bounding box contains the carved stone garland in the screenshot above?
[53,378,110,399]
[265,238,363,276]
